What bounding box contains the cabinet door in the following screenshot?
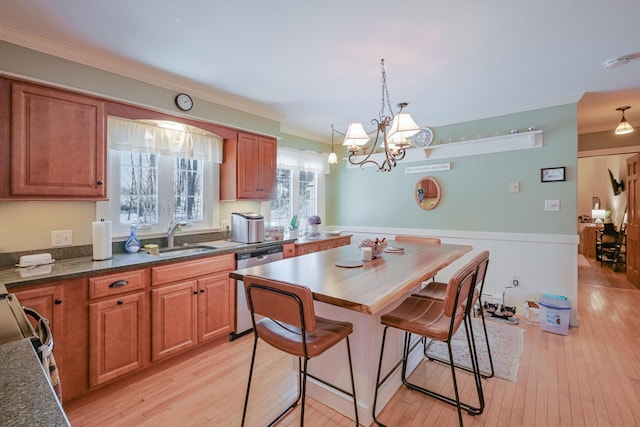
[236,133,276,200]
[237,132,261,199]
[282,243,296,258]
[89,292,146,386]
[13,279,88,402]
[257,136,276,199]
[198,273,234,343]
[151,280,198,361]
[13,285,64,335]
[11,81,106,198]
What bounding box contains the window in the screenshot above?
[269,148,328,231]
[103,117,221,236]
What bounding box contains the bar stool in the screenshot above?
[413,250,494,378]
[372,260,483,427]
[241,275,359,427]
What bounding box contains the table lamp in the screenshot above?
[592,209,606,224]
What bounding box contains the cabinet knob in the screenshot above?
[54,299,62,305]
[200,289,205,293]
[97,180,104,186]
[193,291,198,295]
[117,300,123,305]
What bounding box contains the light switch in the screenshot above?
[510,181,520,192]
[545,199,560,211]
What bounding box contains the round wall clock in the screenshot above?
[411,128,434,147]
[175,93,193,111]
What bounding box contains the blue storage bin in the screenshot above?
[538,295,571,335]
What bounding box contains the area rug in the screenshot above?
[425,316,525,382]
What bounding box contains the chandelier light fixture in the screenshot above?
[341,59,421,172]
[327,125,338,164]
[615,106,634,135]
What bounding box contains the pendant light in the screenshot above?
[328,125,338,164]
[615,106,634,135]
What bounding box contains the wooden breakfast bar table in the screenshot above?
[230,241,472,425]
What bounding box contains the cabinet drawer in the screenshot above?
[89,269,146,300]
[151,253,235,287]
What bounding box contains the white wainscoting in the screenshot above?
[335,225,580,326]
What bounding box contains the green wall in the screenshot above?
[0,40,577,254]
[328,104,578,234]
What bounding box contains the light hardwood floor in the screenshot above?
[64,256,640,426]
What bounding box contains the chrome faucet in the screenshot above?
[167,219,188,248]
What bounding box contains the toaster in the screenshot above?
[231,213,264,243]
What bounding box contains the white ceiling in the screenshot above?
[1,0,640,141]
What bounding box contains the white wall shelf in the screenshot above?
[345,130,543,168]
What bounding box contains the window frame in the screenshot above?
[100,149,219,238]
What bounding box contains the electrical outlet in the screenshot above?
[51,230,72,247]
[221,219,231,230]
[512,275,520,287]
[510,181,520,192]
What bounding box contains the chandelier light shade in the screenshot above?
[343,122,371,149]
[615,106,634,135]
[339,59,421,172]
[328,125,338,165]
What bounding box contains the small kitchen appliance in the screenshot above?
[231,213,264,244]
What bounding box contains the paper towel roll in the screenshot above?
[92,220,113,261]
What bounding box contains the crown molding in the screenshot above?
[0,26,285,123]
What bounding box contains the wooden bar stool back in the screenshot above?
[241,275,359,427]
[372,260,483,427]
[394,235,442,245]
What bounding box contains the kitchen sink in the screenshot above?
[154,245,216,257]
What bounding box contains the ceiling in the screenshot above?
[1,0,640,142]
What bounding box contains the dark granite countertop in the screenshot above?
[0,339,70,427]
[0,239,297,291]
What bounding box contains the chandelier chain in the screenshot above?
[379,59,394,121]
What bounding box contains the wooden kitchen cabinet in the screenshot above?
[220,132,276,200]
[88,268,149,387]
[295,235,352,256]
[150,254,234,361]
[11,278,88,402]
[4,79,106,199]
[282,242,296,258]
[89,291,147,387]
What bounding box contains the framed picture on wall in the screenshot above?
[541,167,566,182]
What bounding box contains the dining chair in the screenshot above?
[372,260,483,427]
[241,275,359,427]
[411,250,494,378]
[395,235,441,282]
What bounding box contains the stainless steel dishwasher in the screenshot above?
[231,243,284,340]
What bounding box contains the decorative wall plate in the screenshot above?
[411,128,434,147]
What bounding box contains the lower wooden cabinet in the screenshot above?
[10,253,234,400]
[295,235,352,256]
[89,291,147,387]
[88,268,149,388]
[151,254,234,362]
[12,278,87,402]
[151,280,198,361]
[282,242,296,258]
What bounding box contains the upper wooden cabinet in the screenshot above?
[1,78,106,199]
[221,132,276,200]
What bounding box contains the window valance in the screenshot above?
[278,147,329,174]
[107,116,222,162]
